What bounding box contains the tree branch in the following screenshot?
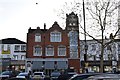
[87,8,100,23]
[104,27,120,48]
[103,1,110,30]
[80,25,102,44]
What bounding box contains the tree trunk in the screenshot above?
[100,44,104,73]
[100,29,104,73]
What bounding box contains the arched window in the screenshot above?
[46,45,54,56]
[58,45,66,56]
[33,45,42,56]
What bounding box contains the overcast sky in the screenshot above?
[1,0,119,42]
[0,0,74,42]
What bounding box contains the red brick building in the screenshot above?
[26,12,80,75]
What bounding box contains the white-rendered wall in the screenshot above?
[0,44,26,60]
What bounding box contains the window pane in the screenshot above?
[21,45,26,51]
[13,55,18,60]
[21,55,25,60]
[35,34,41,42]
[15,45,20,51]
[46,46,54,56]
[34,46,42,56]
[50,32,61,42]
[2,45,10,51]
[2,45,4,50]
[58,46,66,56]
[7,45,10,50]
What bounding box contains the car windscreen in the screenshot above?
[51,73,60,77]
[2,71,12,75]
[19,73,28,76]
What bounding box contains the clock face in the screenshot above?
[68,15,77,26]
[69,23,72,26]
[73,23,76,26]
[69,22,77,26]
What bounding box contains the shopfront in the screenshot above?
[0,58,11,71]
[81,60,112,72]
[27,60,68,75]
[11,60,25,71]
[32,61,68,75]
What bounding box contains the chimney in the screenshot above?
[37,26,40,29]
[44,23,46,30]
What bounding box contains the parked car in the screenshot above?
[50,71,61,80]
[68,73,102,80]
[0,70,21,80]
[86,73,120,80]
[0,71,10,79]
[32,72,45,80]
[5,77,27,80]
[57,72,77,80]
[16,72,29,79]
[0,71,14,80]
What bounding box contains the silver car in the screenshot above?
[32,72,45,80]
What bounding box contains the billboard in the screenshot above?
[2,50,10,54]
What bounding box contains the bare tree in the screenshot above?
[84,0,119,73]
[57,0,120,73]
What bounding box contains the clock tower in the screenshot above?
[66,12,80,73]
[66,12,79,32]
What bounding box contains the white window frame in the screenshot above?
[14,45,20,51]
[21,55,25,60]
[13,55,18,60]
[21,45,26,51]
[46,46,54,56]
[2,45,4,50]
[33,45,42,56]
[50,31,61,42]
[2,45,10,51]
[35,34,41,42]
[7,45,10,50]
[58,45,66,56]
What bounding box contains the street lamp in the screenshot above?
[83,0,88,73]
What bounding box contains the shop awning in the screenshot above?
[45,61,54,69]
[57,61,68,69]
[32,61,43,69]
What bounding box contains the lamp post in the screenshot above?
[83,0,88,73]
[112,44,117,73]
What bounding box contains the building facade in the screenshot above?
[26,12,80,75]
[0,38,26,71]
[80,39,120,72]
